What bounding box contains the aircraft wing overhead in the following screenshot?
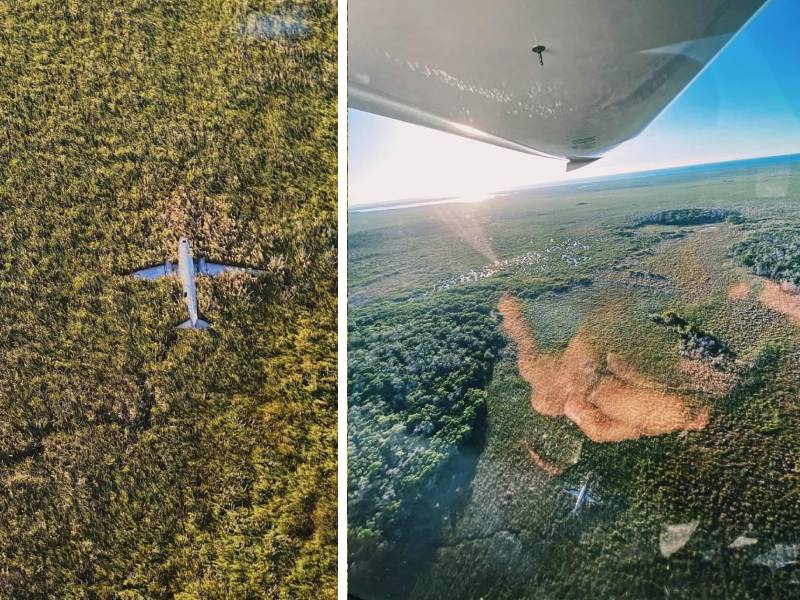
[197,260,265,277]
[348,0,770,162]
[133,262,177,280]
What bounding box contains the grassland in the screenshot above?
[0,1,336,597]
[348,156,800,599]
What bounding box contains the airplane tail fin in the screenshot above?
[178,319,210,330]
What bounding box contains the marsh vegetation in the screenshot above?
[349,156,800,599]
[0,1,337,597]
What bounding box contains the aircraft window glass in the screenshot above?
[347,0,800,597]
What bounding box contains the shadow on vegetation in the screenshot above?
[350,411,487,600]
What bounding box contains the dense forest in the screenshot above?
[0,1,336,597]
[733,228,800,285]
[348,291,504,569]
[634,207,741,227]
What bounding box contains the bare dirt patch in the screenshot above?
[759,280,800,324]
[498,293,709,443]
[728,281,751,301]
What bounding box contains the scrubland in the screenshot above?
[0,1,337,597]
[349,158,800,599]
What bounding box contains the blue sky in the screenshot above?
[348,0,800,205]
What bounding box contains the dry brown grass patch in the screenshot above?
[759,280,800,324]
[728,281,751,300]
[499,293,710,443]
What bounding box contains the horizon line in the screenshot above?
[348,150,800,211]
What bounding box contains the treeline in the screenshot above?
[733,228,800,285]
[650,310,731,365]
[348,291,504,564]
[634,208,742,227]
[0,1,337,597]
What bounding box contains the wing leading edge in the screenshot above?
[133,262,177,281]
[349,0,771,161]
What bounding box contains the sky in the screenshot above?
[348,0,800,206]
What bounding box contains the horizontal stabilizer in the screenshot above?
[178,319,210,330]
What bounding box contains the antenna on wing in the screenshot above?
[531,44,547,66]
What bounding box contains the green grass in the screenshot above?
[0,1,336,597]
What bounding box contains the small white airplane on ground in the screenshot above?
[564,473,600,516]
[133,237,265,330]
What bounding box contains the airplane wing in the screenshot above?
[197,259,266,277]
[563,488,580,498]
[132,262,177,280]
[349,0,770,166]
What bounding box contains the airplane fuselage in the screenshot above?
[572,482,589,515]
[177,237,200,325]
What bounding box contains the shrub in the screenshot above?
[733,228,800,285]
[634,208,741,227]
